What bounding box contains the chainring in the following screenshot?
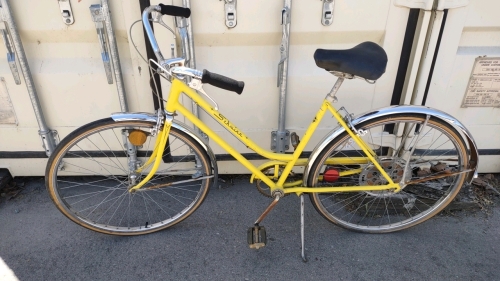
[255,166,297,198]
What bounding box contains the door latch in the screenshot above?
[58,0,75,25]
[321,0,334,26]
[0,3,21,85]
[89,4,113,84]
[224,0,237,28]
[0,29,20,84]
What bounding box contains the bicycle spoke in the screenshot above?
[310,114,467,232]
[47,120,212,234]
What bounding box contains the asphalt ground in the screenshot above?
[1,176,500,281]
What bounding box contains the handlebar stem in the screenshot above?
[142,6,165,63]
[171,66,203,80]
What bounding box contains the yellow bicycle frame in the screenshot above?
[130,78,401,194]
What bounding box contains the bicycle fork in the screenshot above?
[127,114,173,192]
[122,132,141,186]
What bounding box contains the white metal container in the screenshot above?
[0,0,498,176]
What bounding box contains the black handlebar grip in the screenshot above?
[158,4,191,18]
[201,69,245,95]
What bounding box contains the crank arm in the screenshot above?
[254,195,280,225]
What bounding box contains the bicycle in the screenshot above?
[45,4,478,258]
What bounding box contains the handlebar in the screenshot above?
[142,4,190,62]
[158,4,191,18]
[142,4,245,95]
[202,70,245,95]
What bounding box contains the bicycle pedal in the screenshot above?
[247,225,266,249]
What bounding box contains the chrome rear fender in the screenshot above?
[302,105,478,184]
[110,112,219,187]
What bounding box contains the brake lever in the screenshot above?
[153,11,177,39]
[188,79,219,111]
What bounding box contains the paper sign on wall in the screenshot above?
[462,56,500,107]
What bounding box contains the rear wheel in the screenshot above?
[46,118,213,235]
[307,114,468,233]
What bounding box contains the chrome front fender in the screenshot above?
[110,112,219,187]
[302,105,479,184]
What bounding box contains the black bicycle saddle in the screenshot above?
[313,41,388,80]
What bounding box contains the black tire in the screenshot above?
[307,114,468,233]
[45,118,213,235]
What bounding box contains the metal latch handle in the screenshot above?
[0,28,20,84]
[58,0,75,25]
[90,4,113,84]
[321,0,334,26]
[224,0,237,28]
[277,7,290,87]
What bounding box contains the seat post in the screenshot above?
[326,76,344,103]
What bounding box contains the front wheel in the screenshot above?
[307,113,468,233]
[45,118,213,235]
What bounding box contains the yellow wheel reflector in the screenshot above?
[129,130,148,146]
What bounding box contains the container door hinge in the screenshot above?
[224,0,237,28]
[40,130,59,156]
[271,130,290,153]
[58,0,75,25]
[89,4,113,84]
[321,0,334,26]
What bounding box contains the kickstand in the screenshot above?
[300,194,307,262]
